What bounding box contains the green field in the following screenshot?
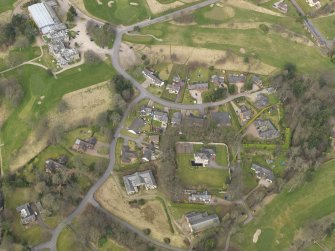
[83,0,150,25]
[231,160,335,251]
[0,0,15,13]
[313,15,335,40]
[215,144,229,167]
[176,153,229,190]
[0,46,41,72]
[1,62,115,170]
[57,227,89,251]
[124,5,334,73]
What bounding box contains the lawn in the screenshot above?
[0,0,15,13]
[57,227,89,251]
[189,67,209,83]
[215,144,229,167]
[313,14,335,40]
[1,61,115,170]
[0,46,41,72]
[83,0,150,25]
[124,5,334,74]
[176,153,229,190]
[169,202,214,219]
[231,159,335,251]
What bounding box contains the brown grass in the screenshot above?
[133,44,276,75]
[95,175,187,248]
[9,82,113,171]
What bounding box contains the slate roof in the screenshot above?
[228,74,246,84]
[255,94,269,109]
[142,69,164,86]
[184,115,205,127]
[16,203,36,225]
[251,164,275,182]
[254,119,279,139]
[153,111,168,123]
[128,118,145,134]
[211,112,231,126]
[188,83,208,90]
[123,170,157,195]
[121,145,137,163]
[185,212,220,233]
[188,191,212,204]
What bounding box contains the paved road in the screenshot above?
[32,0,264,250]
[33,94,145,251]
[289,0,332,49]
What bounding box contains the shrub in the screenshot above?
[259,24,269,34]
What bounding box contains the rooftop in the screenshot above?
[251,164,275,182]
[123,170,157,195]
[211,112,231,126]
[185,212,220,233]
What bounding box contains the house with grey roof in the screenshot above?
[185,212,220,233]
[272,0,288,13]
[128,118,146,135]
[142,69,164,87]
[188,191,212,204]
[16,203,37,225]
[254,119,279,139]
[251,164,275,184]
[255,94,269,109]
[240,105,252,122]
[153,111,169,123]
[123,170,157,195]
[184,114,205,127]
[45,155,68,174]
[252,75,263,87]
[140,106,153,116]
[211,75,225,87]
[228,74,246,84]
[166,83,181,94]
[121,145,137,164]
[171,112,182,126]
[72,138,97,152]
[211,112,231,126]
[188,83,208,91]
[194,148,216,167]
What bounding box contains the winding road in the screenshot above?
[27,0,332,249]
[33,1,227,251]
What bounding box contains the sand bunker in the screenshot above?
[253,229,262,243]
[145,0,184,14]
[108,1,114,7]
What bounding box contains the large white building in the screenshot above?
[28,2,66,34]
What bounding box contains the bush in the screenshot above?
[228,84,236,94]
[84,50,102,64]
[203,88,226,102]
[163,237,171,244]
[259,24,269,34]
[112,75,134,101]
[143,228,151,235]
[86,21,115,48]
